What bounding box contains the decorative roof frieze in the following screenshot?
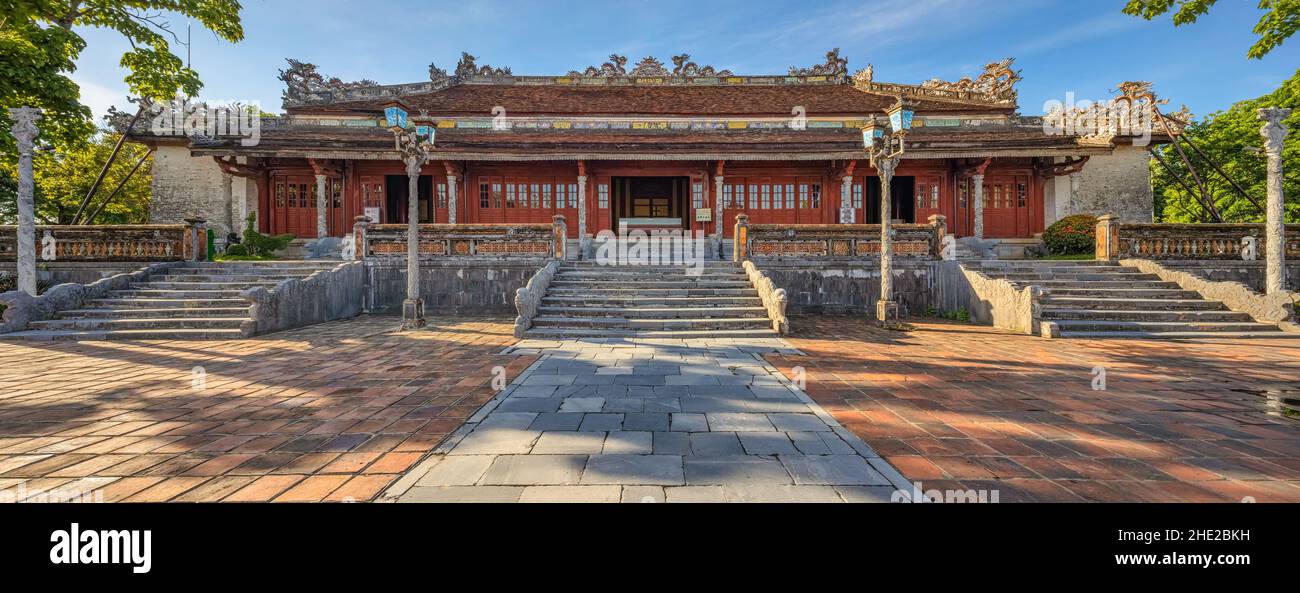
[279,59,380,105]
[788,48,848,76]
[916,58,1021,105]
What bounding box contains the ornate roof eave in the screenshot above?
[188,145,1114,161]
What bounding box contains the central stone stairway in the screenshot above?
[977,260,1294,339]
[525,262,780,339]
[2,261,338,341]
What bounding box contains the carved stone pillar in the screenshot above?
[8,107,41,296]
[971,174,986,240]
[714,175,725,237]
[576,174,588,241]
[401,154,426,330]
[222,172,235,239]
[446,174,458,225]
[877,157,900,322]
[314,173,329,238]
[1259,107,1291,294]
[840,176,854,223]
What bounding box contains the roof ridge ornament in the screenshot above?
[453,52,512,78]
[919,57,1021,104]
[629,56,671,77]
[788,48,848,76]
[279,58,379,103]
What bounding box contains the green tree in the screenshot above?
[1152,69,1300,223]
[1123,0,1300,59]
[0,131,152,224]
[1,0,245,158]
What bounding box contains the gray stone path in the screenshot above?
[384,337,911,503]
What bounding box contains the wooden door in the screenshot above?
[476,176,505,224]
[358,176,385,224]
[914,174,944,227]
[554,178,579,237]
[796,177,823,224]
[270,175,317,238]
[721,179,745,238]
[983,176,1032,238]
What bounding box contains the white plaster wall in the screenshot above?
[149,145,236,238]
[1071,145,1154,222]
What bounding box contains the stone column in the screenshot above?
[1259,107,1291,295]
[577,174,588,240]
[221,172,235,239]
[971,173,986,240]
[446,174,458,224]
[714,175,725,237]
[401,155,426,330]
[840,176,854,223]
[1095,213,1120,261]
[877,157,899,322]
[1068,172,1082,217]
[315,173,328,238]
[8,107,40,296]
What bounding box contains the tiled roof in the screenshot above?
[297,83,1014,118]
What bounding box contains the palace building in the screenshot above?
[134,50,1161,255]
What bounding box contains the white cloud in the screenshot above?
[71,76,131,124]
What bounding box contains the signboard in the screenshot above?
[364,207,381,223]
[695,208,713,222]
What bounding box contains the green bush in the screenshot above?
[223,213,294,259]
[1043,214,1098,256]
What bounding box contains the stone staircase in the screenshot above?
[977,260,1295,339]
[1,261,338,341]
[524,261,780,339]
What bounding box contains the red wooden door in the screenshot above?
[721,179,745,238]
[270,175,318,237]
[476,176,505,224]
[955,177,972,236]
[555,178,579,237]
[358,176,385,224]
[327,177,347,235]
[592,178,612,234]
[914,174,944,227]
[432,179,449,223]
[771,179,797,225]
[984,176,1032,238]
[796,177,823,224]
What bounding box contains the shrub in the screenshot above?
[1043,214,1098,256]
[223,213,294,259]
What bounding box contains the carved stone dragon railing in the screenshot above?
[742,261,788,335]
[513,261,559,338]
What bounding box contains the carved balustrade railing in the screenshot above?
[1096,217,1300,261]
[360,217,565,260]
[0,224,200,262]
[735,216,945,261]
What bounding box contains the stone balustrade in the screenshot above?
[1097,216,1300,261]
[0,224,200,262]
[360,222,559,259]
[734,215,946,260]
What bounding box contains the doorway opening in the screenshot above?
[610,177,690,231]
[864,176,916,223]
[384,175,433,224]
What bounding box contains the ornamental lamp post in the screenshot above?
[385,101,435,330]
[863,97,914,325]
[8,107,42,296]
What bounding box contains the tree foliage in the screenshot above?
[1,1,245,159]
[0,130,152,224]
[1152,69,1300,223]
[1123,0,1300,59]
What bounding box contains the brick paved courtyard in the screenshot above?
[766,316,1300,502]
[0,316,529,502]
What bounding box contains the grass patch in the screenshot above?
[1031,253,1094,261]
[214,254,282,262]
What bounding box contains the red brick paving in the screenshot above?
[766,316,1300,502]
[0,315,530,502]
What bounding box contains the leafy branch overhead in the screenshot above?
[1123,0,1299,59]
[1,0,245,157]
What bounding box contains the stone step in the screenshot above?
[1041,309,1255,322]
[109,289,247,299]
[541,295,763,306]
[131,281,282,291]
[550,280,752,289]
[546,287,757,297]
[560,262,740,269]
[56,307,252,319]
[522,327,780,339]
[531,316,773,330]
[1059,331,1300,340]
[89,298,249,309]
[979,261,1121,268]
[1051,320,1278,333]
[0,328,248,341]
[156,274,317,282]
[988,272,1161,282]
[556,271,749,279]
[29,317,250,331]
[1038,297,1227,311]
[537,306,768,319]
[1024,280,1183,289]
[1040,288,1204,299]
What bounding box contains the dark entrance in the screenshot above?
[384,175,433,224]
[610,177,690,230]
[864,176,916,224]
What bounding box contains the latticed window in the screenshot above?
[492,183,503,208]
[749,184,759,209]
[598,183,609,209]
[530,183,541,209]
[810,183,821,209]
[761,184,771,209]
[479,182,490,208]
[853,183,863,209]
[722,184,732,208]
[931,184,940,209]
[555,184,565,209]
[786,184,795,208]
[1018,182,1027,207]
[506,183,517,208]
[568,183,578,208]
[542,183,551,209]
[436,184,448,209]
[917,183,926,209]
[692,182,704,209]
[276,182,287,207]
[287,183,298,208]
[958,180,968,208]
[772,184,783,209]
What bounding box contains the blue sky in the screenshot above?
[71,0,1298,121]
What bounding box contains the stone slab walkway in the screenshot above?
[385,337,910,503]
